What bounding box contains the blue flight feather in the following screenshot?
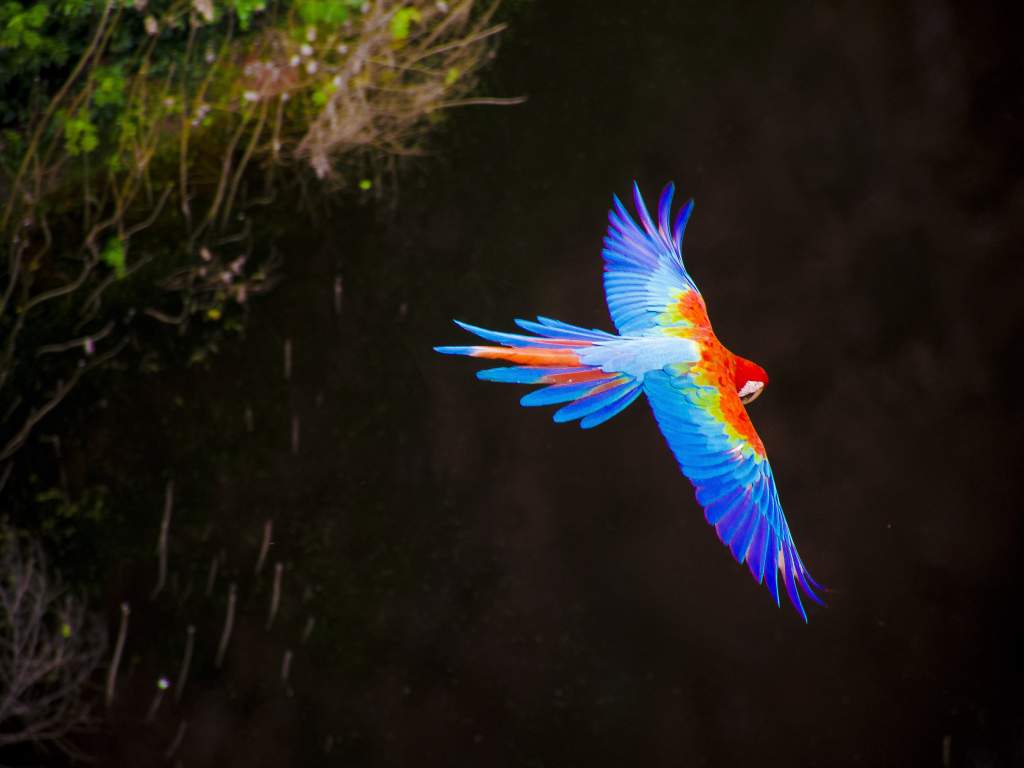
[476,366,588,384]
[553,379,635,423]
[657,182,674,239]
[672,199,694,249]
[580,385,643,429]
[521,380,603,407]
[513,317,615,341]
[643,368,820,620]
[453,320,577,349]
[434,345,479,356]
[434,182,823,621]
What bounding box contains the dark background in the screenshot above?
[57,1,1024,766]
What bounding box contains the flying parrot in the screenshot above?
[435,182,823,620]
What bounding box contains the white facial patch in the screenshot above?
[738,380,764,400]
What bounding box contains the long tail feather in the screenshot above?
[435,318,640,428]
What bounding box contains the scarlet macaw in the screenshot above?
[435,183,823,620]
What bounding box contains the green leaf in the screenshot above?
[358,178,372,190]
[35,488,65,503]
[298,0,350,24]
[25,2,46,26]
[231,0,266,30]
[101,237,126,278]
[389,7,420,41]
[444,66,460,86]
[94,65,125,107]
[322,1,349,23]
[63,110,98,156]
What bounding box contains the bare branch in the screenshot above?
[150,478,174,600]
[431,96,528,110]
[0,527,107,751]
[214,582,236,669]
[104,602,130,709]
[35,321,115,357]
[0,337,129,463]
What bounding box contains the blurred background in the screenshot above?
[2,1,1022,766]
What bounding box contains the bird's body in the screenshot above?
[436,182,823,620]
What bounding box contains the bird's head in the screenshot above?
[733,355,769,406]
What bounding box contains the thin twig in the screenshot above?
[35,321,115,357]
[105,602,130,708]
[255,519,272,576]
[265,562,283,630]
[220,99,270,230]
[431,96,528,110]
[280,649,292,685]
[174,625,195,703]
[204,551,222,598]
[0,337,129,462]
[163,720,188,762]
[214,582,236,669]
[150,479,174,600]
[144,680,166,722]
[1,0,117,230]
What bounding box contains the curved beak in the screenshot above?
[738,381,765,405]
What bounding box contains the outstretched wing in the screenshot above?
[603,182,706,335]
[643,358,824,620]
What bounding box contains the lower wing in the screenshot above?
[643,366,824,620]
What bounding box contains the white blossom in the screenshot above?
[192,0,214,23]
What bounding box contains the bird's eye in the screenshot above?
[738,380,764,405]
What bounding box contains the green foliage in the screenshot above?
[1,128,24,160]
[0,0,93,123]
[93,64,125,108]
[0,1,50,49]
[34,484,111,548]
[1,0,503,518]
[230,0,266,30]
[61,107,98,155]
[389,6,420,41]
[101,236,125,278]
[297,0,359,25]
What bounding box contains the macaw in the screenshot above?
[435,182,823,620]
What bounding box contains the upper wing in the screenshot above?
[602,182,706,335]
[643,360,824,620]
